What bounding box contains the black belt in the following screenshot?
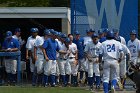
[60,58,67,60]
[37,53,43,55]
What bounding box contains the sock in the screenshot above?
[103,82,109,93]
[61,75,66,85]
[111,79,117,88]
[50,75,56,85]
[43,75,48,85]
[96,76,100,86]
[88,77,93,86]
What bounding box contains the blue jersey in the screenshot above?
[73,37,85,59]
[2,38,20,59]
[43,38,60,60]
[99,37,106,43]
[2,38,20,49]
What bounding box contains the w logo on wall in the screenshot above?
[71,0,138,42]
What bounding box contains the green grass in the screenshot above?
[0,87,91,93]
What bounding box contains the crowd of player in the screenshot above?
[0,27,140,93]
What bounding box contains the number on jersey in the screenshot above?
[107,44,115,52]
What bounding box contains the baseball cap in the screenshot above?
[6,31,12,38]
[74,31,80,35]
[86,29,90,33]
[30,28,39,33]
[89,29,95,32]
[113,28,119,33]
[61,33,67,38]
[98,29,104,35]
[91,33,98,38]
[15,28,21,32]
[44,29,52,36]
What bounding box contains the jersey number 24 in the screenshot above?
[107,44,115,52]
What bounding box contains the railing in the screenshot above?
[0,51,21,84]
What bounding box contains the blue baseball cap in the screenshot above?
[44,29,52,35]
[103,28,109,33]
[49,29,55,35]
[130,30,137,35]
[89,29,95,32]
[74,31,80,35]
[6,31,12,38]
[30,28,39,33]
[52,31,58,36]
[98,29,104,35]
[15,28,21,32]
[113,28,119,33]
[61,33,67,38]
[106,30,114,38]
[86,29,90,33]
[65,38,71,43]
[91,33,98,38]
[57,32,62,37]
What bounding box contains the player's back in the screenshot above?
[100,39,122,60]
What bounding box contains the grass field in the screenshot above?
[0,86,136,93]
[0,87,91,93]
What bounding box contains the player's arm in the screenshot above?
[99,45,103,63]
[42,48,49,61]
[42,40,49,61]
[118,49,124,63]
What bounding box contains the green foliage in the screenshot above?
[0,0,69,7]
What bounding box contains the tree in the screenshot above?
[0,0,70,7]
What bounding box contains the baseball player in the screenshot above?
[26,28,40,86]
[42,30,60,87]
[34,29,51,86]
[89,29,95,35]
[98,29,106,43]
[73,31,87,85]
[99,30,124,93]
[2,31,20,85]
[12,28,25,48]
[58,37,71,87]
[113,28,126,45]
[68,34,78,86]
[84,33,101,90]
[83,29,93,84]
[127,30,140,65]
[119,44,131,88]
[112,28,128,89]
[103,28,109,37]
